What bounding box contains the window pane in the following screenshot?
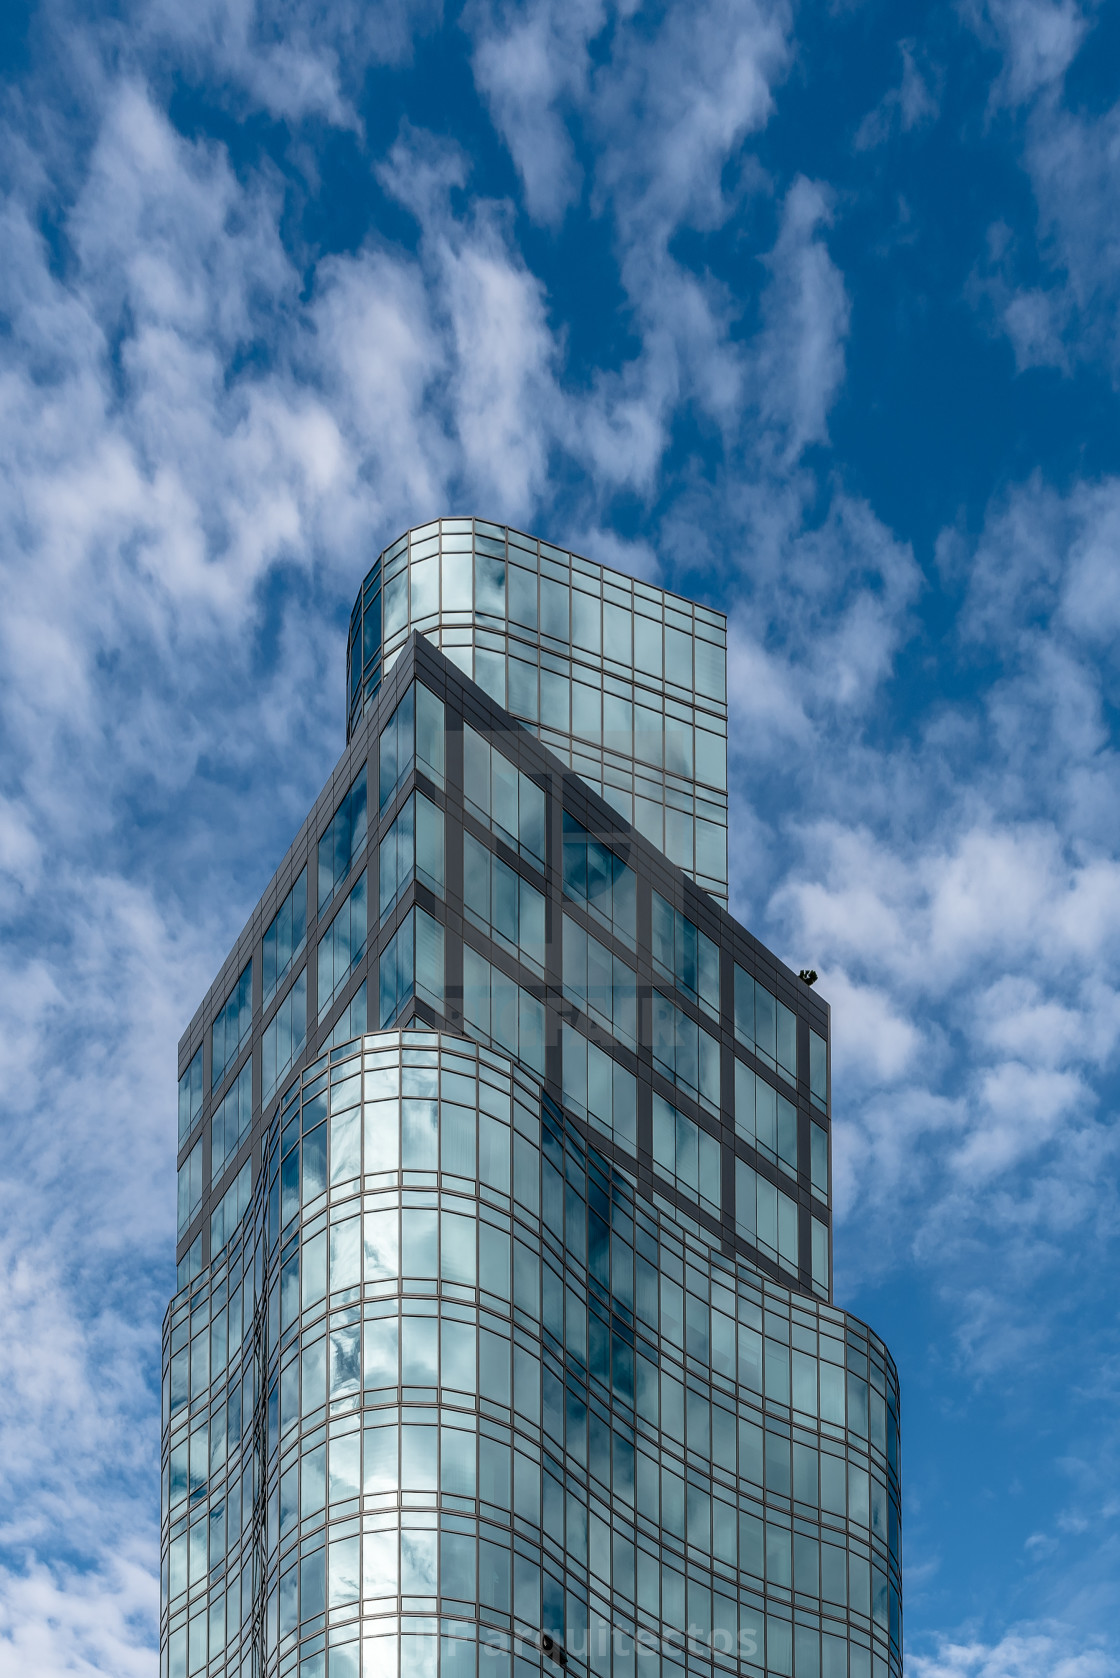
[178,1047,203,1146]
[319,766,368,912]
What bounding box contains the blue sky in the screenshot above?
[2,0,1120,1672]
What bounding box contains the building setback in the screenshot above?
[162,520,903,1678]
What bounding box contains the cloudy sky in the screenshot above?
[2,0,1120,1672]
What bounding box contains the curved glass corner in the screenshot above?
[161,1030,901,1678]
[345,520,729,903]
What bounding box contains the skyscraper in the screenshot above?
[163,520,903,1678]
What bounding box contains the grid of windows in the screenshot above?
[560,1022,636,1150]
[379,908,445,1027]
[264,972,307,1104]
[464,834,546,977]
[734,966,797,1089]
[319,767,368,916]
[562,812,636,948]
[177,1138,202,1237]
[347,520,729,901]
[462,947,545,1079]
[562,915,636,1049]
[735,1060,798,1179]
[652,1094,721,1219]
[211,961,252,1093]
[735,1159,802,1281]
[320,872,369,1021]
[651,892,719,1020]
[462,723,546,872]
[168,590,891,1678]
[651,991,720,1116]
[380,795,444,925]
[327,982,369,1052]
[181,635,833,1313]
[211,1059,252,1186]
[163,1033,900,1678]
[211,1159,251,1258]
[379,682,445,813]
[264,869,307,1008]
[178,1046,203,1145]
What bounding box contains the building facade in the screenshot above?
[162,521,902,1678]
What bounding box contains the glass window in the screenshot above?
[464,833,546,976]
[634,613,661,678]
[562,914,636,1048]
[461,945,545,1078]
[442,543,472,612]
[651,991,720,1114]
[211,961,251,1092]
[178,1047,203,1146]
[211,1160,252,1258]
[561,1023,636,1149]
[811,1122,828,1201]
[694,814,727,892]
[695,722,726,790]
[325,980,367,1052]
[463,725,546,872]
[562,812,635,947]
[652,1094,720,1218]
[540,577,569,642]
[664,625,692,688]
[572,584,601,653]
[211,1059,252,1185]
[603,600,632,667]
[508,654,539,722]
[318,872,368,1021]
[379,909,445,1027]
[735,1159,799,1276]
[318,766,368,915]
[509,565,537,629]
[177,1139,203,1237]
[811,1217,829,1298]
[380,795,444,924]
[263,972,307,1103]
[734,965,797,1086]
[651,892,719,1019]
[475,545,506,617]
[384,566,407,640]
[263,869,307,1007]
[695,633,726,702]
[176,1235,201,1291]
[810,1029,828,1111]
[663,712,693,778]
[412,549,439,618]
[379,683,446,813]
[735,1060,798,1178]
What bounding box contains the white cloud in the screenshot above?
[734,456,1120,1325]
[966,7,1120,380]
[854,39,940,150]
[911,1625,1119,1678]
[590,0,791,234]
[468,0,605,225]
[956,1060,1087,1177]
[753,177,850,459]
[968,0,1090,106]
[0,1550,156,1678]
[468,0,806,482]
[824,968,924,1086]
[134,0,441,125]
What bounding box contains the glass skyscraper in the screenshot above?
[163,521,903,1678]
